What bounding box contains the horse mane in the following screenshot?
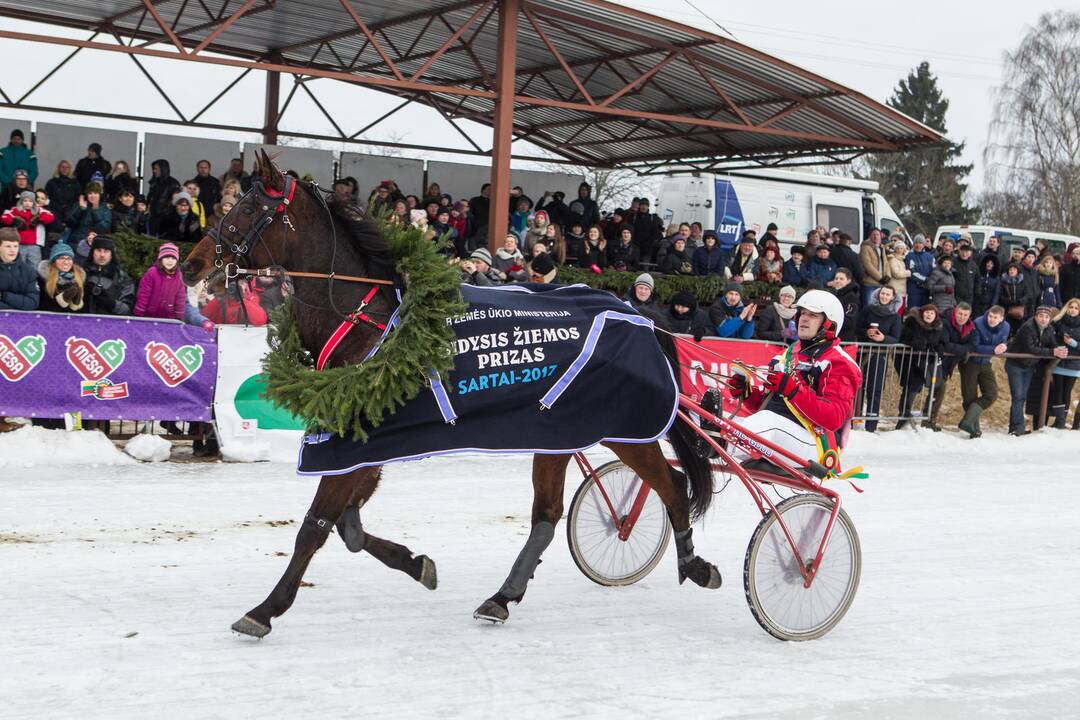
[324,198,396,280]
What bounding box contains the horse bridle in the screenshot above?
[207,171,394,328]
[209,173,300,280]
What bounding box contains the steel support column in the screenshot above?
[263,52,281,144]
[487,0,518,252]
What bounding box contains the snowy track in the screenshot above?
[2,430,1079,718]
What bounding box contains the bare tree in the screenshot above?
[582,167,656,213]
[984,11,1080,234]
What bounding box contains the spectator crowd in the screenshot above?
[1,127,1077,437]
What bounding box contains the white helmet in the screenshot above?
[794,289,845,335]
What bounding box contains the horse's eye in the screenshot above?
[241,206,254,215]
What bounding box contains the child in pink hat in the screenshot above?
[134,243,186,320]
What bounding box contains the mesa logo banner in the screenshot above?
[145,342,204,387]
[0,311,215,421]
[0,334,46,382]
[66,337,129,400]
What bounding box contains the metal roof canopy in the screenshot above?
[0,0,944,244]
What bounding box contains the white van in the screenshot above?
[934,224,1080,256]
[656,168,907,254]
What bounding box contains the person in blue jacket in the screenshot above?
[707,282,756,339]
[0,129,38,187]
[905,233,935,309]
[782,245,809,287]
[957,305,1010,437]
[0,227,40,310]
[806,243,837,285]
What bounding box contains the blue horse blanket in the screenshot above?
[296,283,679,475]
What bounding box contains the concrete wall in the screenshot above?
[143,134,241,193]
[425,160,583,205]
[246,144,334,187]
[34,123,137,191]
[338,152,424,199]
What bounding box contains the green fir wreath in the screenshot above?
[261,221,466,442]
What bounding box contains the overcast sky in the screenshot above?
[0,0,1073,196]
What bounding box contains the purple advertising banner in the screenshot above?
[0,311,216,421]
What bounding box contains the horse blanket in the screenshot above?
[296,283,679,475]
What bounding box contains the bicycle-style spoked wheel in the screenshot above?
[567,461,671,586]
[744,494,861,641]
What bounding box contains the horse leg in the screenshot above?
[473,453,570,624]
[231,474,354,638]
[604,442,722,589]
[334,469,437,590]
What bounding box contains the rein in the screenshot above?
[223,264,395,287]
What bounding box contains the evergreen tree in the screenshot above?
[862,62,977,237]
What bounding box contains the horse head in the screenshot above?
[181,149,306,286]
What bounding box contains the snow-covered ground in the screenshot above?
[2,428,1079,719]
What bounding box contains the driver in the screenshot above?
[726,290,862,474]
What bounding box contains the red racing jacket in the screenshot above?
[743,337,862,436]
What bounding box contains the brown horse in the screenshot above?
[181,150,721,637]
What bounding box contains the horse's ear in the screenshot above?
[258,148,284,191]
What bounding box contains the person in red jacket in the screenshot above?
[201,275,268,326]
[2,190,55,266]
[727,289,862,471]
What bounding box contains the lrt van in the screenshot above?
[656,168,907,256]
[934,224,1080,256]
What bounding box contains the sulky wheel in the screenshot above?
[743,494,861,641]
[567,461,671,586]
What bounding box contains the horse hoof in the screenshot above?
[418,555,438,591]
[473,599,508,624]
[680,557,723,590]
[231,614,271,638]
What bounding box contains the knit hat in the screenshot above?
[409,209,427,225]
[13,169,28,179]
[1035,305,1055,317]
[50,243,74,261]
[958,243,973,253]
[172,191,193,207]
[633,273,654,290]
[85,181,103,194]
[816,243,831,252]
[90,235,115,252]
[18,190,35,204]
[670,290,696,309]
[9,128,23,140]
[791,245,806,256]
[157,243,180,261]
[723,282,742,296]
[529,251,557,281]
[778,285,797,299]
[469,247,492,265]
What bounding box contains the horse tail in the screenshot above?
[654,328,714,522]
